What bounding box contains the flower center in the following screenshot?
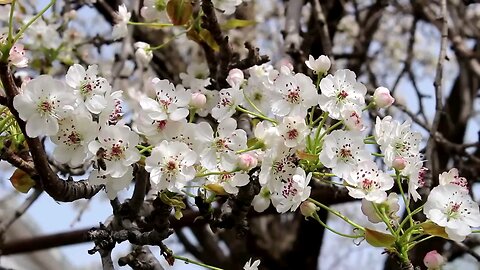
[109,143,125,160]
[339,148,352,159]
[287,129,298,140]
[166,160,177,171]
[214,138,229,151]
[446,202,462,220]
[37,100,54,115]
[361,178,374,191]
[337,90,348,100]
[67,131,81,145]
[286,89,300,104]
[80,82,93,96]
[220,98,232,107]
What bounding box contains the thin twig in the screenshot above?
[314,0,336,71]
[426,0,448,180]
[0,188,43,238]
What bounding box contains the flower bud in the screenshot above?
[226,68,244,88]
[238,153,258,171]
[305,55,331,75]
[423,250,445,270]
[392,157,406,170]
[300,201,319,219]
[134,42,153,66]
[190,92,207,109]
[373,87,395,108]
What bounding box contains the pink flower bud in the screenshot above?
[190,92,207,109]
[238,153,258,171]
[392,157,406,170]
[226,68,244,87]
[9,44,28,68]
[423,250,445,269]
[300,201,319,219]
[373,87,395,108]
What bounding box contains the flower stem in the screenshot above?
[308,198,365,231]
[14,0,56,43]
[312,212,363,239]
[372,203,397,236]
[398,204,424,233]
[317,120,343,142]
[173,255,223,270]
[8,0,16,42]
[395,170,414,228]
[196,169,239,178]
[407,235,436,251]
[127,21,174,28]
[235,106,277,124]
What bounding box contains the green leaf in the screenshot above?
[365,228,395,247]
[421,222,449,239]
[221,19,256,30]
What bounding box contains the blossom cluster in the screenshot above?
[4,0,480,251]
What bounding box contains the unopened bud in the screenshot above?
[392,157,406,171]
[300,201,319,219]
[305,55,331,75]
[226,68,244,88]
[373,87,395,108]
[423,250,445,270]
[190,92,207,109]
[238,153,258,171]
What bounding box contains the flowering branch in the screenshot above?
[0,63,102,202]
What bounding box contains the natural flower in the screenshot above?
[13,75,76,138]
[134,42,153,65]
[373,87,395,108]
[305,54,331,75]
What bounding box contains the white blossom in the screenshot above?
[211,87,243,121]
[88,124,140,178]
[13,75,76,138]
[112,4,131,40]
[424,184,480,242]
[145,140,197,192]
[65,64,110,114]
[305,54,331,75]
[345,161,394,203]
[52,114,99,166]
[271,72,318,118]
[319,130,370,179]
[139,79,191,122]
[271,167,312,213]
[318,69,367,120]
[195,118,247,170]
[89,166,133,200]
[277,116,309,148]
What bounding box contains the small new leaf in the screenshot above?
[365,228,395,247]
[421,222,449,239]
[10,168,35,193]
[166,0,193,25]
[221,19,256,30]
